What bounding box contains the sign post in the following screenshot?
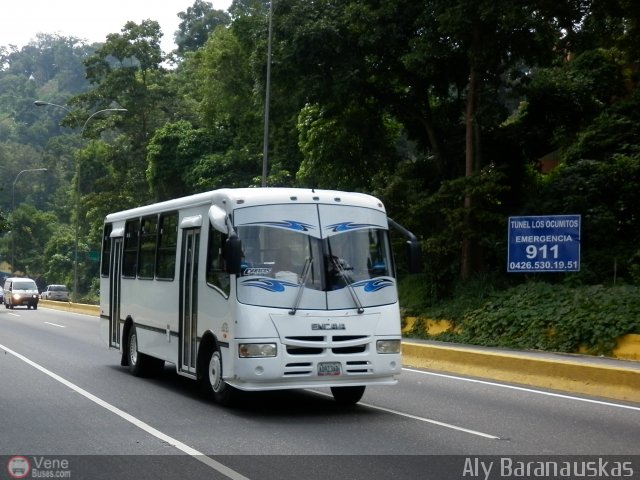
[507,215,581,273]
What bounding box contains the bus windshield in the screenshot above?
[237,224,394,293]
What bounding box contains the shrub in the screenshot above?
[414,282,640,355]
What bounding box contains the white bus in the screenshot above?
[99,188,420,405]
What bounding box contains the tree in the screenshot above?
[43,223,74,287]
[274,0,586,279]
[296,103,399,190]
[146,120,216,200]
[174,0,231,56]
[9,204,56,276]
[183,21,265,186]
[416,0,587,278]
[68,20,170,206]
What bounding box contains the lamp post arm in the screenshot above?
[81,108,128,137]
[13,168,48,189]
[34,101,73,114]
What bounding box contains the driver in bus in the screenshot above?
[273,247,299,283]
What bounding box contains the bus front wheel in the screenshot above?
[330,386,366,405]
[202,347,236,406]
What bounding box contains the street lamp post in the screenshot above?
[35,101,127,302]
[72,108,127,303]
[262,0,274,187]
[11,168,48,273]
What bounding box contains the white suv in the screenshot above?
[41,284,70,302]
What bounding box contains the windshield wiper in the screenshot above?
[330,256,364,314]
[289,256,313,315]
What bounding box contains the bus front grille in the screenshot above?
[284,335,370,356]
[345,360,373,374]
[283,360,373,376]
[284,362,313,375]
[286,345,324,355]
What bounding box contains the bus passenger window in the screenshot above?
[156,212,178,280]
[122,219,140,278]
[138,215,158,279]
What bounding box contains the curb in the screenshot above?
[40,299,99,316]
[402,341,640,403]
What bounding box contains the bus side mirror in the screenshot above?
[225,233,242,275]
[406,240,422,274]
[387,217,422,274]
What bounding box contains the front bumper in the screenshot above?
[225,340,402,391]
[9,294,39,306]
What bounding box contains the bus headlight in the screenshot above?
[376,339,401,354]
[238,343,277,358]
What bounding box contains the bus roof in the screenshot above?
[104,188,386,222]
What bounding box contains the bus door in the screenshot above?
[179,228,200,375]
[109,237,123,348]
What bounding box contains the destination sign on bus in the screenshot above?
[507,215,581,273]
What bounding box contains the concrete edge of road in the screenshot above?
[40,299,99,316]
[402,340,640,403]
[39,300,639,404]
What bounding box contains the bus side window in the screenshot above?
[101,223,113,277]
[122,219,140,278]
[156,212,178,280]
[138,215,158,279]
[206,224,230,295]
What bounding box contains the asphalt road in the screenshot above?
[1,306,638,479]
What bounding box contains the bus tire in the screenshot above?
[202,346,236,406]
[127,325,162,377]
[330,386,366,405]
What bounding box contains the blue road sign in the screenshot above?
[507,215,581,273]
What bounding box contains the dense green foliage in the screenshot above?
[405,282,640,356]
[0,0,639,334]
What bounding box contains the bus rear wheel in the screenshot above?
[127,325,163,377]
[330,386,366,405]
[202,347,237,406]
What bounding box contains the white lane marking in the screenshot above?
[0,343,250,480]
[360,401,500,439]
[309,390,499,439]
[8,313,20,317]
[403,367,640,412]
[44,322,66,328]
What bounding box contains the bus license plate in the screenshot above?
[318,362,342,376]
